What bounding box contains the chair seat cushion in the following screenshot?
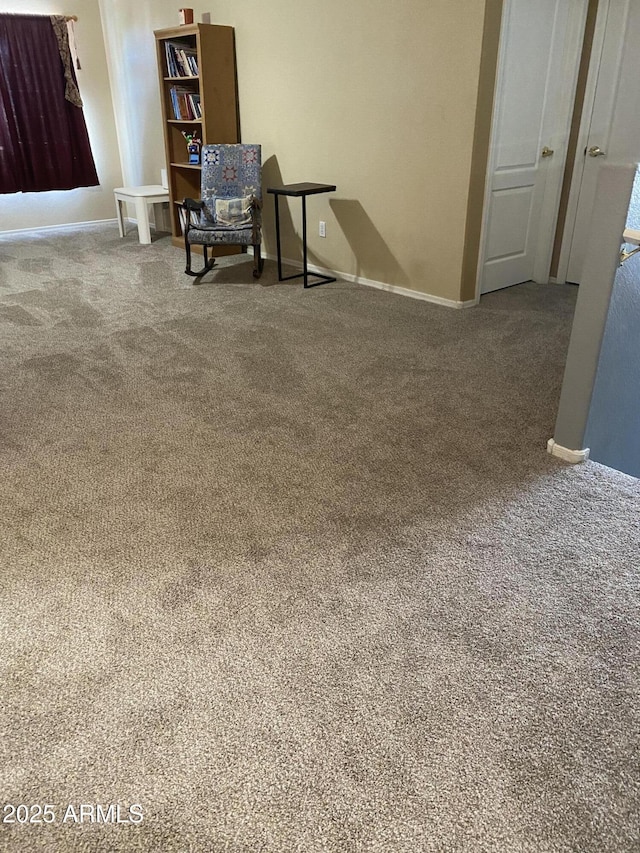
[187,224,257,245]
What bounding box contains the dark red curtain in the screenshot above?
[0,14,99,194]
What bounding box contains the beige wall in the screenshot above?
[218,0,489,303]
[460,0,503,303]
[102,0,492,304]
[4,1,497,304]
[0,0,123,232]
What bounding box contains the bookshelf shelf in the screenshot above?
[155,22,240,251]
[170,162,202,170]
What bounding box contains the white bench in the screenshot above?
[114,185,170,245]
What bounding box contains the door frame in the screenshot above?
[474,0,589,300]
[554,0,630,284]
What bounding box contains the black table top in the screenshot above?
[267,182,336,197]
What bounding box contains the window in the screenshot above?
[0,14,99,194]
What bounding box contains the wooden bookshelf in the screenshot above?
[154,23,240,252]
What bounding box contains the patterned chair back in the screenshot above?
[200,144,262,218]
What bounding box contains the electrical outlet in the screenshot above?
[319,220,326,238]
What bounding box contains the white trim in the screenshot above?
[264,254,477,309]
[547,438,590,463]
[474,0,511,302]
[0,219,118,238]
[352,275,478,310]
[623,227,640,246]
[0,229,476,310]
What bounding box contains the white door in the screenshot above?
[479,0,588,294]
[558,0,630,284]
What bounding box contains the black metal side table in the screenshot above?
[267,183,337,288]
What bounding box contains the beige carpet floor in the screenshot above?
[0,224,638,852]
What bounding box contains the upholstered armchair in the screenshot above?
[182,143,264,280]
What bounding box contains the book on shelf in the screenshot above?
[169,87,202,120]
[189,92,201,118]
[176,202,187,233]
[175,202,199,233]
[164,41,198,78]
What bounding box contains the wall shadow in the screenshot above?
[260,171,410,287]
[261,155,297,261]
[329,198,410,287]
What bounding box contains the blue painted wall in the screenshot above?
[584,168,640,477]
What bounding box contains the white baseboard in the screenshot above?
[352,274,478,309]
[0,218,118,238]
[547,438,590,463]
[0,229,475,309]
[264,254,477,309]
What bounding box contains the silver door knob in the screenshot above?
[541,146,554,158]
[588,146,606,157]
